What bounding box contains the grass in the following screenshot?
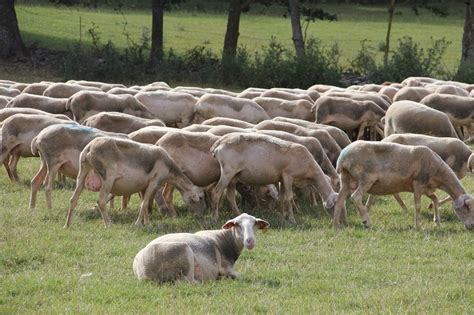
[1,155,474,313]
[15,3,465,72]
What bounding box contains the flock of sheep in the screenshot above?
[1,76,474,282]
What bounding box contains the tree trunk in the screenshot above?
[150,0,165,61]
[384,0,396,67]
[289,0,305,58]
[222,0,242,60]
[0,0,26,59]
[461,0,474,64]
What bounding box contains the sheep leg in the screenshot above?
[3,156,14,182]
[64,162,91,229]
[369,126,376,141]
[282,175,296,224]
[413,184,423,230]
[163,183,178,217]
[210,166,239,219]
[225,179,241,216]
[428,194,440,226]
[8,151,21,183]
[375,123,384,139]
[139,183,161,226]
[29,159,48,209]
[333,176,350,229]
[462,125,473,143]
[393,193,408,212]
[121,195,130,210]
[351,181,374,228]
[365,194,375,211]
[109,195,115,209]
[356,122,368,140]
[44,162,64,210]
[96,177,115,227]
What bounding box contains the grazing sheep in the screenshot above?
[334,141,474,230]
[0,96,12,109]
[182,124,213,132]
[66,91,156,122]
[6,94,72,118]
[384,101,458,138]
[322,91,390,110]
[434,85,469,97]
[171,86,207,98]
[64,137,205,228]
[22,83,52,95]
[253,97,314,121]
[0,114,74,182]
[420,94,474,142]
[194,94,270,124]
[308,84,344,93]
[392,86,432,102]
[107,87,140,95]
[0,107,70,125]
[29,124,128,209]
[272,116,351,149]
[67,80,126,92]
[254,120,341,166]
[0,87,21,97]
[378,86,399,102]
[312,96,385,141]
[132,213,269,283]
[236,87,266,99]
[128,126,178,144]
[206,125,253,136]
[260,89,314,102]
[82,112,165,134]
[135,91,198,127]
[43,83,102,98]
[201,117,255,128]
[210,133,338,223]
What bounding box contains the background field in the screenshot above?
[15,3,465,71]
[1,156,473,313]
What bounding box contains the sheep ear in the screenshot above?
[222,220,236,229]
[454,194,470,209]
[255,219,269,230]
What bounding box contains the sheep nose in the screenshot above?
[245,238,255,249]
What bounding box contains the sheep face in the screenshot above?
[223,213,269,250]
[454,194,474,230]
[182,187,206,216]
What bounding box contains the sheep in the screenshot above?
[333,141,474,230]
[378,86,399,102]
[66,91,156,122]
[0,96,12,109]
[260,90,314,102]
[6,94,72,118]
[0,107,70,125]
[312,96,385,141]
[206,125,253,136]
[254,120,341,166]
[0,87,21,97]
[107,87,141,95]
[132,213,269,283]
[82,112,165,134]
[393,86,432,102]
[9,83,28,92]
[64,137,205,228]
[236,87,266,99]
[171,86,208,98]
[22,82,52,95]
[434,85,469,97]
[67,80,126,92]
[420,94,474,142]
[375,133,474,212]
[135,91,198,127]
[401,76,440,87]
[128,126,178,144]
[210,133,338,223]
[193,94,270,124]
[271,116,351,149]
[322,91,391,110]
[182,124,213,132]
[43,83,102,98]
[308,84,344,93]
[384,101,458,138]
[201,117,255,129]
[253,97,314,121]
[29,124,129,209]
[0,114,74,182]
[268,88,320,102]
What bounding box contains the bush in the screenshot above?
[62,25,343,88]
[350,36,451,83]
[454,58,474,84]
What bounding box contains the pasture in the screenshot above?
[15,3,465,70]
[1,157,473,313]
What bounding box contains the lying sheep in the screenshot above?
[43,83,102,98]
[201,117,255,128]
[194,94,270,124]
[272,116,351,149]
[210,133,338,223]
[64,137,205,228]
[384,101,457,138]
[254,120,341,166]
[312,96,385,141]
[135,91,198,127]
[420,94,474,142]
[82,112,165,134]
[66,91,156,122]
[376,133,474,212]
[29,124,128,209]
[392,86,432,102]
[253,97,314,121]
[6,94,72,118]
[334,141,474,230]
[133,213,269,283]
[0,114,73,182]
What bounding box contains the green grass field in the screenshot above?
[15,3,466,72]
[1,156,473,313]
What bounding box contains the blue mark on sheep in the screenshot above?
[64,124,96,133]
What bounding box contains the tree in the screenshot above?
[384,0,396,66]
[0,0,26,59]
[150,0,166,61]
[222,0,254,60]
[460,1,474,66]
[289,0,305,58]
